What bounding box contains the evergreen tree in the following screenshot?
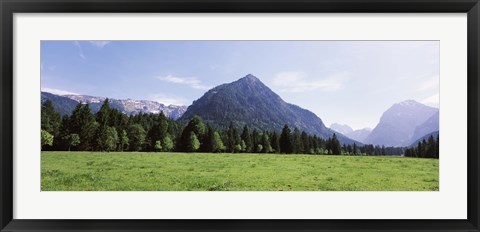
[202,125,215,152]
[162,134,174,151]
[177,115,206,152]
[251,129,260,153]
[426,135,436,158]
[226,122,240,153]
[241,125,252,152]
[147,112,169,151]
[261,132,271,153]
[119,129,129,151]
[69,103,97,151]
[212,131,225,152]
[279,124,293,154]
[94,99,112,151]
[270,132,280,153]
[41,100,61,138]
[96,99,111,127]
[327,133,342,155]
[292,128,301,154]
[128,124,146,151]
[104,127,118,151]
[300,131,309,154]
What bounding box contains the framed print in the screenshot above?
[1,0,479,231]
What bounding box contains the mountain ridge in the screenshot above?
[41,91,187,119]
[179,74,359,145]
[364,100,438,147]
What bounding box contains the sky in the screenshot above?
[41,41,439,130]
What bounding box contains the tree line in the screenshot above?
[41,99,437,158]
[404,135,439,158]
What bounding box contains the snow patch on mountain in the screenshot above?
[63,94,187,119]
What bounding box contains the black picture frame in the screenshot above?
[1,0,479,231]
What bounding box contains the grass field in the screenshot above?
[41,152,439,191]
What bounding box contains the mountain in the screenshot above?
[330,123,371,143]
[345,128,371,143]
[179,74,359,144]
[407,111,439,146]
[364,100,438,147]
[41,92,187,119]
[409,130,439,147]
[41,92,79,116]
[330,123,354,135]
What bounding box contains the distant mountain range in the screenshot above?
[331,100,438,147]
[363,100,438,147]
[179,74,358,144]
[41,92,187,120]
[330,124,372,144]
[42,74,439,147]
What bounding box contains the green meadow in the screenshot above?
[41,152,439,191]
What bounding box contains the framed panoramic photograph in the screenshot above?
[1,0,479,231]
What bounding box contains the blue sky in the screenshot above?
[41,41,439,130]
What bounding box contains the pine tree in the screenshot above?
[162,134,174,151]
[203,125,215,152]
[328,133,342,155]
[128,124,146,151]
[292,128,301,154]
[241,125,252,152]
[119,129,129,151]
[251,129,259,153]
[226,122,240,153]
[279,124,293,154]
[270,132,280,153]
[41,100,61,138]
[261,132,271,153]
[212,131,225,152]
[96,99,111,127]
[69,103,97,151]
[177,115,206,152]
[104,127,118,151]
[426,135,436,158]
[300,131,309,154]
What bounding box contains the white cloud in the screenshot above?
[149,94,188,106]
[421,93,439,107]
[89,41,111,49]
[156,75,209,90]
[42,87,79,96]
[416,77,439,92]
[272,71,350,93]
[72,41,85,60]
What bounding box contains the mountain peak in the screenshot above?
[179,74,358,145]
[240,74,260,82]
[365,99,438,147]
[397,99,420,107]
